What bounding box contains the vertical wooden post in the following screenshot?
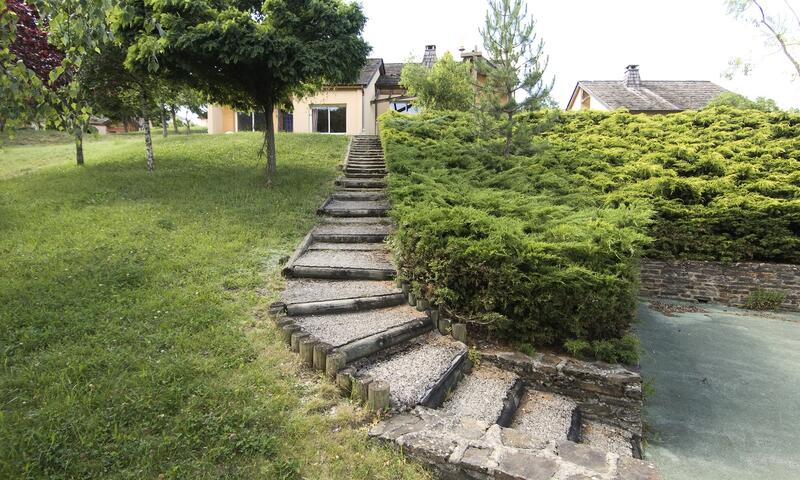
[367,381,390,412]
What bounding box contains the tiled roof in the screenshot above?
[354,58,383,86]
[578,80,728,111]
[376,62,409,89]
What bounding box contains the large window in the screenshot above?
[312,106,346,134]
[236,111,268,132]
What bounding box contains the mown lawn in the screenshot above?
[0,132,429,479]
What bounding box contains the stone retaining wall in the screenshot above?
[480,351,643,438]
[639,259,800,311]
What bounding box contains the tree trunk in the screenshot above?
[160,105,168,138]
[0,117,6,133]
[170,105,179,134]
[141,88,155,172]
[185,116,190,135]
[503,110,513,158]
[263,104,277,185]
[75,126,85,166]
[123,119,129,133]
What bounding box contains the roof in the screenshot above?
[576,80,727,111]
[376,62,407,89]
[355,58,383,86]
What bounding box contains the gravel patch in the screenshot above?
[293,304,423,347]
[511,390,577,442]
[440,364,518,424]
[307,242,388,251]
[280,279,399,304]
[324,200,390,210]
[320,216,392,225]
[581,420,634,457]
[649,300,708,316]
[314,224,392,236]
[294,249,393,270]
[357,333,466,409]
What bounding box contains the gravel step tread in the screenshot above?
[319,216,392,225]
[352,332,467,409]
[294,248,394,271]
[280,279,400,305]
[313,223,392,236]
[581,419,635,458]
[307,242,387,251]
[439,364,519,424]
[510,390,578,442]
[323,200,390,211]
[293,304,426,348]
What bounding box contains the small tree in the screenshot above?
[400,52,474,111]
[111,0,370,184]
[707,91,780,111]
[478,0,554,158]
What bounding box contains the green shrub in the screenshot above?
[380,106,800,350]
[564,335,640,365]
[744,288,787,310]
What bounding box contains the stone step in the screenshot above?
[285,243,395,280]
[289,305,430,359]
[336,177,386,189]
[319,199,390,217]
[510,390,581,443]
[331,191,387,201]
[320,216,392,225]
[343,173,386,179]
[349,332,469,411]
[313,222,392,243]
[439,364,522,425]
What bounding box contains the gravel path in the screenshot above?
[511,390,577,442]
[294,249,393,270]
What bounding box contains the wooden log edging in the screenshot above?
[419,350,470,408]
[285,293,406,316]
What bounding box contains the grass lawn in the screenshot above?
[0,132,430,479]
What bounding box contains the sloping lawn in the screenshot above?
[0,132,429,479]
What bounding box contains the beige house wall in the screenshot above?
[293,88,363,135]
[208,105,237,134]
[566,86,609,112]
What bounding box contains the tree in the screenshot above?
[707,91,780,111]
[0,0,61,135]
[400,52,474,111]
[726,0,800,79]
[32,0,111,166]
[111,0,370,184]
[478,0,554,158]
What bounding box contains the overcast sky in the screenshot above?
[360,0,799,109]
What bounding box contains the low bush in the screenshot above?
[381,106,800,349]
[744,288,787,310]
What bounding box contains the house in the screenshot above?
[566,65,728,113]
[207,45,443,136]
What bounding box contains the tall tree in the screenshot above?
[111,0,370,184]
[726,0,800,79]
[400,52,474,111]
[478,0,554,158]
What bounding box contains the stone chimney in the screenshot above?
[422,45,437,68]
[624,64,641,89]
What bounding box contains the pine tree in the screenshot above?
[478,0,554,157]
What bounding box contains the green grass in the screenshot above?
[0,132,430,479]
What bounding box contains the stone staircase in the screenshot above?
[271,135,661,480]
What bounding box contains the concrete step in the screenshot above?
[319,199,390,217]
[313,222,392,243]
[510,390,581,443]
[439,364,522,425]
[336,177,386,189]
[349,332,469,411]
[286,243,395,279]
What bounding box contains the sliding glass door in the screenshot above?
[312,106,346,134]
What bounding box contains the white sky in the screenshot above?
[360,0,800,109]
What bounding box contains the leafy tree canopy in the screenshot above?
[111,0,370,181]
[400,52,474,111]
[707,91,780,112]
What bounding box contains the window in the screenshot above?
[236,112,253,131]
[581,91,591,110]
[312,106,346,134]
[279,111,293,132]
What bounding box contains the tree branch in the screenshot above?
[752,0,800,77]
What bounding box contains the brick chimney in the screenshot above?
[624,64,641,89]
[422,45,437,68]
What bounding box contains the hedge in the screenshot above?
[380,107,800,347]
